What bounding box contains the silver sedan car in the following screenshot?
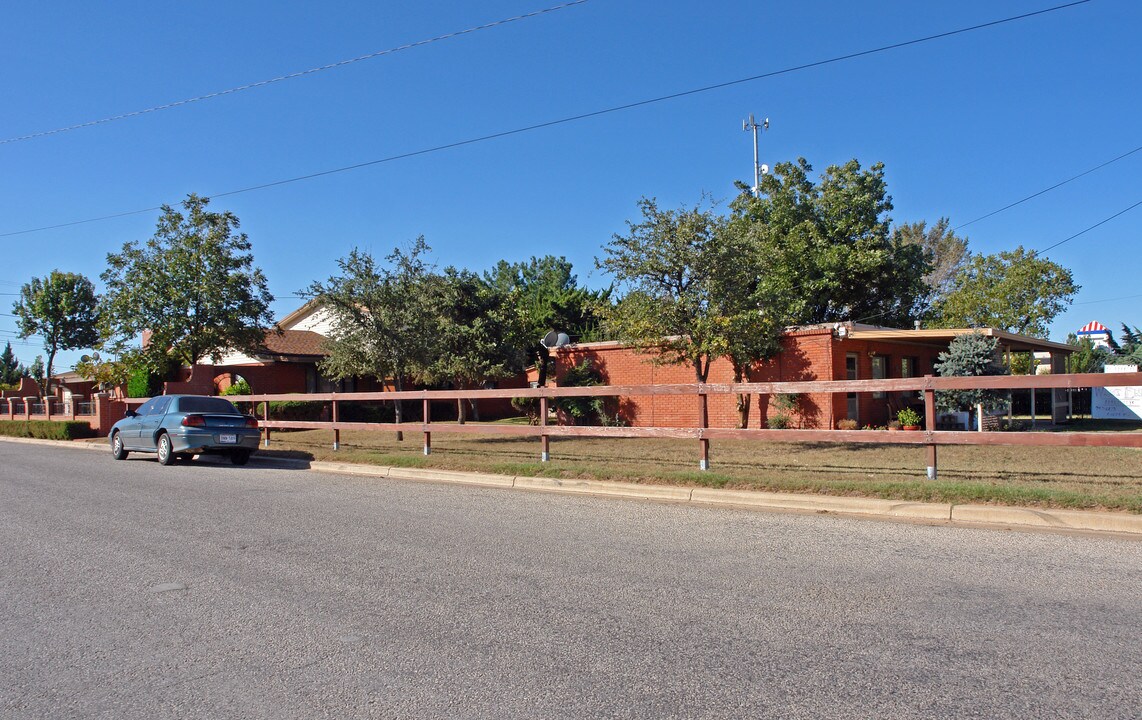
[109,394,261,466]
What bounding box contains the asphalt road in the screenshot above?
[1,441,1140,720]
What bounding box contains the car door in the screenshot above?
[120,398,157,448]
[136,396,172,450]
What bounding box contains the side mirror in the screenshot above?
[125,409,138,418]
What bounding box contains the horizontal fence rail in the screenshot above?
[224,372,1142,479]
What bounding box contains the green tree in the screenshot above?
[931,247,1078,337]
[100,194,275,369]
[600,197,803,427]
[598,198,734,384]
[1107,323,1142,365]
[891,218,969,321]
[1064,334,1108,374]
[0,342,21,386]
[28,356,45,396]
[934,331,1009,413]
[485,255,609,385]
[13,270,100,397]
[303,238,441,438]
[731,158,930,328]
[426,268,529,422]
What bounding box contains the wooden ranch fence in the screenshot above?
[228,372,1142,480]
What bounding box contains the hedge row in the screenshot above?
[0,420,98,440]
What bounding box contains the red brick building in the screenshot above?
[547,324,1073,429]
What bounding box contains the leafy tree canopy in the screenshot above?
[930,247,1077,338]
[425,267,531,421]
[12,270,99,396]
[304,238,441,391]
[891,217,969,321]
[484,255,608,344]
[100,193,275,368]
[597,197,740,382]
[730,158,930,328]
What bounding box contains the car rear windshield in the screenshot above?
[177,397,241,415]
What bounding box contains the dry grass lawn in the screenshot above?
[259,420,1142,513]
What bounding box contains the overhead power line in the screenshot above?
[954,143,1142,231]
[0,0,1092,239]
[1034,198,1142,256]
[0,0,590,146]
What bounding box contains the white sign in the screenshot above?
[1092,365,1142,420]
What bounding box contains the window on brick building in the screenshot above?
[845,353,859,422]
[871,354,887,399]
[901,356,919,398]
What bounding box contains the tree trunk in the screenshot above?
[732,363,750,429]
[456,396,466,424]
[537,348,550,386]
[44,348,58,399]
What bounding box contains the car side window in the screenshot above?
[135,398,158,416]
[152,396,172,415]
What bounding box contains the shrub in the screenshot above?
[836,418,858,430]
[0,420,97,440]
[511,396,541,425]
[221,378,252,396]
[767,414,792,429]
[266,401,327,422]
[553,360,608,425]
[897,408,922,427]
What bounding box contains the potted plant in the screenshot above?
[897,408,922,431]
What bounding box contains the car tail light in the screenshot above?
[181,415,205,427]
[244,416,259,429]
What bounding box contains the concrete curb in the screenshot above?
[309,460,1141,536]
[6,437,1140,536]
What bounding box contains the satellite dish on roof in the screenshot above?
[541,331,570,349]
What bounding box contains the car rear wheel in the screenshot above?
[157,434,175,466]
[231,449,251,466]
[111,432,129,460]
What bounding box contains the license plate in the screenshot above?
[219,433,237,444]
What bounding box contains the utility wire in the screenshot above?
[954,143,1142,231]
[1075,292,1142,305]
[0,0,590,146]
[0,0,1092,239]
[1034,198,1142,256]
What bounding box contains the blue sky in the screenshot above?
[2,0,1139,371]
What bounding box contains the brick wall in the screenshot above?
[551,331,950,429]
[552,329,839,428]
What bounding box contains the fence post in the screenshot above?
[924,375,937,480]
[423,397,431,456]
[262,396,270,448]
[332,393,340,451]
[540,396,550,462]
[698,386,710,471]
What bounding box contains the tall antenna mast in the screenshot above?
[742,114,769,197]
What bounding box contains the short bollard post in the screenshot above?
[423,398,431,456]
[540,396,550,462]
